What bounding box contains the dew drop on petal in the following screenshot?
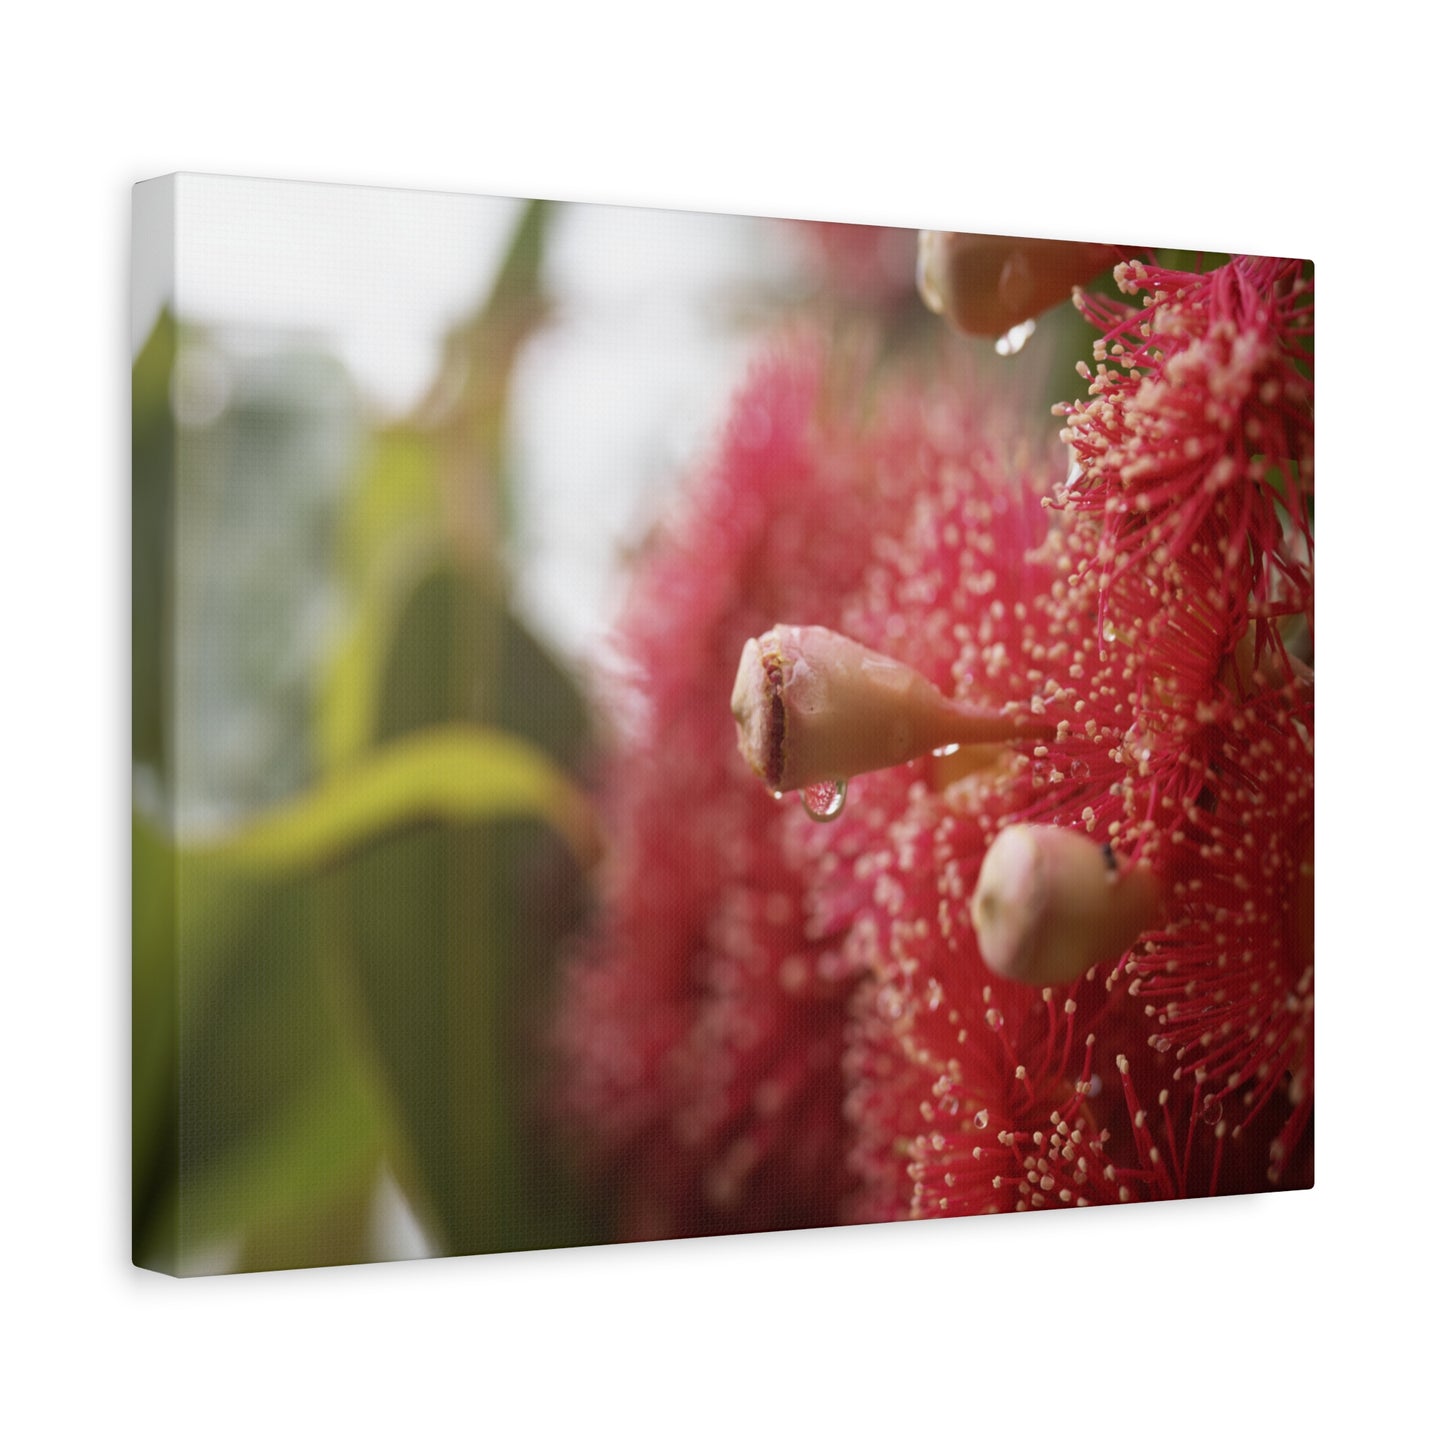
[802,777,848,822]
[973,1108,990,1130]
[1201,1094,1223,1126]
[1070,759,1090,779]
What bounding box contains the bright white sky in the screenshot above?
[149,174,524,407]
[153,171,797,668]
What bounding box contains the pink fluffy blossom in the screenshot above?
[558,254,1313,1235]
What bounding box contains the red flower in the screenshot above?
[802,480,1313,1216]
[554,342,900,1238]
[1054,257,1313,672]
[558,254,1313,1236]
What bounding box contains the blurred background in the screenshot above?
[132,175,1109,1273]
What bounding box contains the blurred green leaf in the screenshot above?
[132,813,179,1270]
[151,693,601,1266]
[320,426,447,770]
[371,564,591,770]
[132,310,177,777]
[181,1050,383,1271]
[338,426,443,589]
[234,1167,380,1275]
[324,561,606,1256]
[195,719,595,867]
[425,198,552,551]
[135,833,390,1273]
[331,814,598,1257]
[195,723,598,874]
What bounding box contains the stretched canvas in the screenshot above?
[132,174,1314,1276]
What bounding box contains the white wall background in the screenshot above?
[4,5,1435,1441]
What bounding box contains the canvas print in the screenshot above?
[132,174,1313,1275]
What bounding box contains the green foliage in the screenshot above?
[132,310,176,778]
[132,813,179,1271]
[326,561,602,1256]
[133,200,610,1273]
[196,725,597,876]
[319,425,445,771]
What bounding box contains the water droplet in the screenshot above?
[1070,759,1090,779]
[1201,1094,1223,1126]
[1102,620,1118,644]
[994,317,1037,357]
[973,1108,990,1130]
[1086,1074,1104,1098]
[802,777,848,822]
[1121,723,1154,766]
[1152,1035,1172,1053]
[932,742,961,758]
[770,790,785,803]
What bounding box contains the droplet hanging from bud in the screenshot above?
[917,232,1124,339]
[802,777,848,822]
[731,623,1046,796]
[969,824,1163,987]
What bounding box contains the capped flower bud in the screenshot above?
[731,623,1042,794]
[917,231,1122,338]
[969,824,1162,987]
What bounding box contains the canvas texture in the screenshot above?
[132,175,1313,1275]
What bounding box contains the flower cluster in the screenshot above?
[557,251,1313,1237]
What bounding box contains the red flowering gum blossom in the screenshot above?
[1054,256,1313,646]
[798,471,1312,1218]
[559,253,1313,1237]
[795,260,1314,1220]
[554,341,934,1240]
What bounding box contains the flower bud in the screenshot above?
[970,824,1162,987]
[917,232,1122,338]
[731,623,1042,793]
